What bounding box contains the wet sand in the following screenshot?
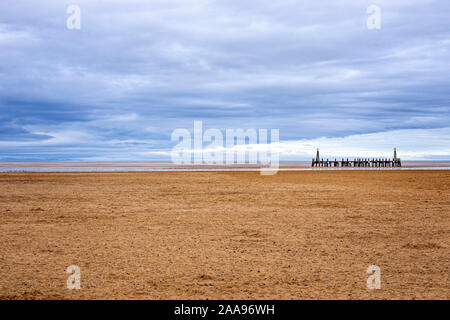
[0,170,448,299]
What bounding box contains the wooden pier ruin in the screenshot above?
[312,148,401,167]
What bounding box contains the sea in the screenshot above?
[0,161,449,172]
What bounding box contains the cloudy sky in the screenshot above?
[1,0,449,160]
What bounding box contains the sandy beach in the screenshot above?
[0,170,448,299]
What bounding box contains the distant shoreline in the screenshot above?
[1,160,450,166]
[0,160,449,172]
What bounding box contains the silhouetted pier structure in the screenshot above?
[312,148,401,167]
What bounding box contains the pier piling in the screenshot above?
[312,149,401,168]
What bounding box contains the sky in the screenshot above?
[0,0,449,161]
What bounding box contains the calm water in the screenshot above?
[0,161,449,172]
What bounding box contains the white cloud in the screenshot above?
[142,127,450,161]
[280,127,450,160]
